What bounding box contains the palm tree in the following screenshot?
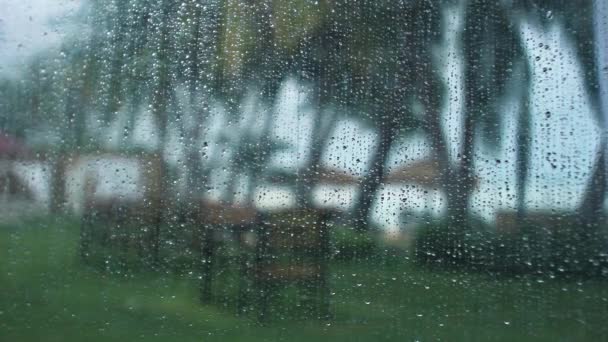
[289,4,343,210]
[344,1,444,232]
[514,64,532,222]
[146,0,179,264]
[518,0,605,226]
[177,0,222,203]
[218,0,324,205]
[407,0,528,263]
[425,0,524,261]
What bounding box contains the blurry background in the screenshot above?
[1,0,608,341]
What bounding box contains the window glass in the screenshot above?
[1,0,607,340]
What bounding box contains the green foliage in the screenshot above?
[498,217,608,277]
[3,216,608,340]
[331,228,377,261]
[413,218,491,268]
[414,217,608,277]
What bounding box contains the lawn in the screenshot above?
[1,216,607,341]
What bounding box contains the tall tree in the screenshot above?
[517,0,606,252]
[147,0,178,264]
[346,1,443,232]
[437,0,526,260]
[177,0,221,203]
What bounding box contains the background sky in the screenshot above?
[0,0,81,76]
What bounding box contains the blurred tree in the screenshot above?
[514,63,532,223]
[435,0,526,261]
[516,0,605,252]
[176,0,221,202]
[290,1,341,210]
[3,0,602,249]
[345,1,443,232]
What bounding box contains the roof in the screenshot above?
[266,159,478,188]
[385,158,479,188]
[313,166,360,185]
[266,166,361,185]
[385,159,442,186]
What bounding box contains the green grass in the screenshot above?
[1,216,607,341]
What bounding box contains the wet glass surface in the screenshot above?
[1,0,608,340]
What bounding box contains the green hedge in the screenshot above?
[331,228,378,261]
[414,217,608,277]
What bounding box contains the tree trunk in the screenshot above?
[564,0,608,274]
[576,144,606,274]
[222,101,259,205]
[579,144,606,226]
[222,131,244,205]
[352,121,398,232]
[295,109,338,209]
[448,105,476,226]
[578,0,608,235]
[245,102,275,205]
[515,89,531,223]
[222,167,240,205]
[184,0,217,205]
[425,107,472,263]
[184,101,208,202]
[50,153,68,214]
[436,97,477,264]
[149,0,173,267]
